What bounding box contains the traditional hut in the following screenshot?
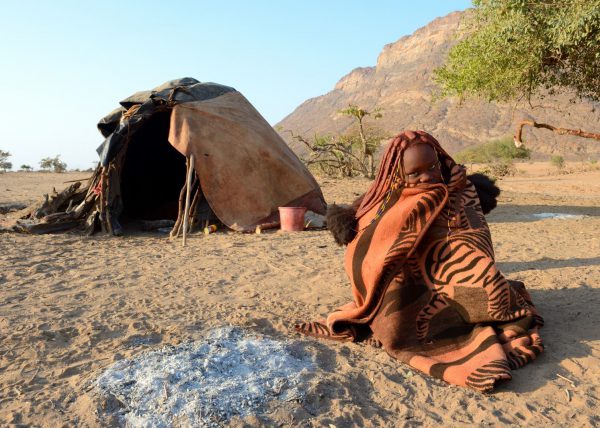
[5,78,326,235]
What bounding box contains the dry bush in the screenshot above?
[479,161,517,179]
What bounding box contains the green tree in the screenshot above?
[0,150,12,172]
[20,164,33,171]
[435,0,600,102]
[39,155,67,173]
[39,157,53,171]
[339,105,383,178]
[434,1,600,146]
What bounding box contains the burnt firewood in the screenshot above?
[15,219,81,234]
[32,182,82,219]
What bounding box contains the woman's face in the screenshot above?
[402,144,442,186]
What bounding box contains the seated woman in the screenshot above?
[296,131,543,393]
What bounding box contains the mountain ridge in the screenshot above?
[277,11,600,159]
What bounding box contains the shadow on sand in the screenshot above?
[281,286,599,399]
[495,285,599,393]
[498,257,600,273]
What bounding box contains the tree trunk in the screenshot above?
[367,154,374,179]
[357,118,374,178]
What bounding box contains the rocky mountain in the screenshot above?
[277,11,600,159]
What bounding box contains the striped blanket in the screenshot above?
[296,131,543,392]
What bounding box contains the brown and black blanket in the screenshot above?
[296,131,543,392]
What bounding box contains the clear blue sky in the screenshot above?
[0,1,471,170]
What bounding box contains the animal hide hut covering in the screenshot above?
[3,78,326,235]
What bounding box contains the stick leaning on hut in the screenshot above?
[182,154,195,246]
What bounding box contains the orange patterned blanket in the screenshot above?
[297,131,543,392]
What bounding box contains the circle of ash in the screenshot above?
[95,326,314,427]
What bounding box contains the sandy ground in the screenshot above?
[1,164,599,427]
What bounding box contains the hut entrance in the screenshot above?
[120,110,187,221]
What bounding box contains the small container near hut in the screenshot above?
[278,207,307,232]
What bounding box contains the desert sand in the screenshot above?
[1,164,599,426]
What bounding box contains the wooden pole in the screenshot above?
[182,154,195,247]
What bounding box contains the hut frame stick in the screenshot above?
[188,185,202,233]
[182,154,195,246]
[170,158,189,238]
[104,165,114,235]
[99,167,108,233]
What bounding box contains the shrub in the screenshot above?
[479,161,517,179]
[283,129,386,179]
[454,137,531,164]
[550,155,565,170]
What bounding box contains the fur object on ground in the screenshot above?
[467,173,501,214]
